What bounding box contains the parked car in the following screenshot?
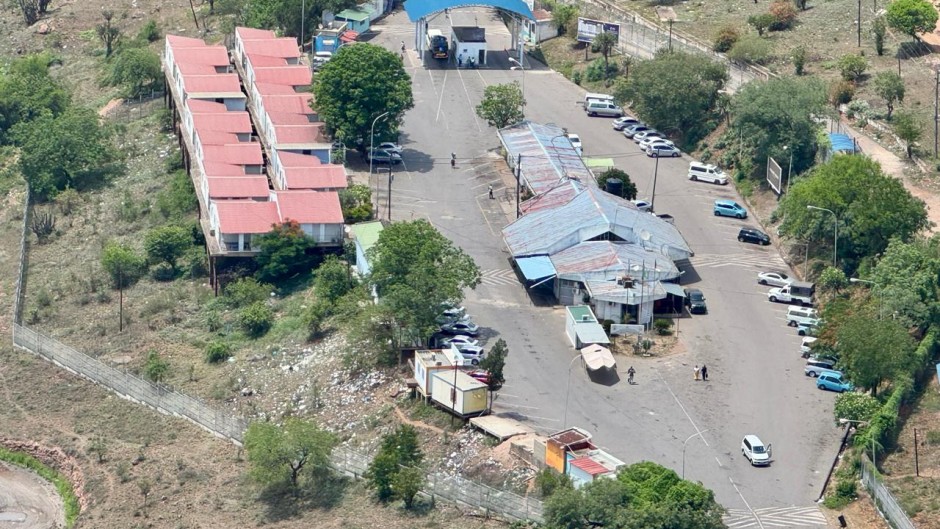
[376,142,403,154]
[797,321,819,336]
[585,100,624,117]
[367,148,402,164]
[804,357,837,377]
[688,161,729,185]
[738,228,770,245]
[456,345,485,365]
[441,320,480,336]
[440,335,479,348]
[818,372,854,393]
[758,271,793,287]
[436,313,471,325]
[566,133,582,153]
[800,336,818,358]
[440,305,466,319]
[684,288,707,314]
[638,136,675,149]
[631,199,652,212]
[623,124,652,139]
[714,199,747,219]
[612,116,642,131]
[312,51,333,71]
[786,306,820,327]
[741,435,772,466]
[633,130,663,143]
[466,369,491,384]
[647,144,681,158]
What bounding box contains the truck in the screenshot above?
[768,281,815,306]
[426,29,449,59]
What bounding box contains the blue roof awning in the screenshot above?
[829,133,858,153]
[516,255,556,281]
[405,0,535,21]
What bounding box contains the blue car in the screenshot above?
[817,372,854,393]
[714,199,747,219]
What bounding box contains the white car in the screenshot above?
[757,271,793,287]
[377,141,403,154]
[742,435,772,466]
[630,199,652,212]
[566,133,582,154]
[646,145,681,158]
[638,136,674,150]
[800,336,818,358]
[633,130,663,144]
[440,335,479,348]
[612,116,642,131]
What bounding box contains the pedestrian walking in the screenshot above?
[488,185,494,199]
[694,365,700,381]
[701,364,708,381]
[458,53,463,67]
[451,152,456,168]
[400,41,406,54]
[627,366,636,384]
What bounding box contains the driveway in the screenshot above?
[366,8,838,527]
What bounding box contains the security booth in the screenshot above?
[452,26,487,67]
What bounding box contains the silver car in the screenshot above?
[646,144,681,158]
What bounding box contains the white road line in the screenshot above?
[728,477,765,529]
[656,370,710,447]
[435,70,449,125]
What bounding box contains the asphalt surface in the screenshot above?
[366,8,841,527]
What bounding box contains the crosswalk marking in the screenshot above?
[690,252,788,271]
[724,506,827,528]
[480,268,518,286]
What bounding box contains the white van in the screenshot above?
[787,306,819,327]
[585,100,624,117]
[584,92,614,105]
[688,162,728,185]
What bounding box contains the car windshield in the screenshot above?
[690,292,704,301]
[752,445,766,454]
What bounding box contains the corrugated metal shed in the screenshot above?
[585,279,666,305]
[498,121,594,196]
[551,241,680,282]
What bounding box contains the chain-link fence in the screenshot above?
[860,458,916,529]
[12,189,30,326]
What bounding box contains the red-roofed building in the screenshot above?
[200,144,264,173]
[243,38,301,60]
[252,66,311,88]
[272,124,327,147]
[164,35,206,66]
[254,82,304,95]
[175,62,223,76]
[265,111,318,126]
[167,46,232,89]
[186,100,229,113]
[203,176,270,201]
[193,130,242,148]
[209,201,279,252]
[273,190,344,243]
[277,165,348,191]
[179,74,246,110]
[234,27,276,41]
[565,449,625,488]
[203,162,252,177]
[258,93,314,114]
[271,148,332,181]
[523,9,558,44]
[189,112,253,139]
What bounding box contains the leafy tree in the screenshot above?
[748,13,776,36]
[792,45,807,75]
[479,339,508,409]
[338,183,373,223]
[314,255,355,303]
[886,0,939,41]
[778,156,928,268]
[136,19,161,43]
[712,25,740,53]
[103,47,162,98]
[838,54,868,81]
[730,76,827,177]
[544,484,587,528]
[551,3,579,36]
[224,277,272,308]
[155,170,197,219]
[869,237,940,329]
[240,0,355,46]
[367,220,480,341]
[872,72,905,119]
[238,302,274,337]
[304,299,331,339]
[837,313,915,395]
[817,266,848,294]
[144,225,191,272]
[254,220,319,283]
[769,0,799,30]
[367,425,423,501]
[391,466,424,509]
[872,16,887,55]
[591,31,618,74]
[143,350,169,383]
[12,107,119,200]
[727,34,773,64]
[476,82,525,129]
[312,44,413,149]
[893,110,922,158]
[595,168,638,200]
[244,418,336,489]
[0,53,71,144]
[613,50,727,144]
[97,10,122,58]
[101,241,147,289]
[834,392,882,424]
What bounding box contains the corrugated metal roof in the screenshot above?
[551,241,680,282]
[255,82,303,95]
[570,456,612,476]
[350,221,384,254]
[498,121,593,196]
[181,74,243,95]
[503,185,693,260]
[246,54,291,68]
[203,162,249,177]
[276,150,323,167]
[266,111,318,125]
[336,7,371,22]
[585,279,666,305]
[172,46,230,66]
[235,27,277,41]
[195,130,242,146]
[243,38,301,59]
[202,143,263,165]
[405,0,534,21]
[260,93,314,113]
[186,100,229,113]
[272,124,327,145]
[166,35,208,49]
[192,112,253,133]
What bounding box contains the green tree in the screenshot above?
[244,418,336,489]
[730,76,827,176]
[872,16,887,55]
[893,109,922,158]
[367,220,480,341]
[778,156,928,268]
[314,255,355,303]
[312,44,413,149]
[838,54,868,81]
[96,10,122,58]
[144,225,191,272]
[595,168,638,200]
[103,47,162,98]
[591,31,618,73]
[238,302,274,337]
[143,350,169,383]
[254,220,319,283]
[817,266,848,294]
[475,81,525,129]
[101,241,147,289]
[304,299,332,339]
[156,170,197,220]
[551,4,579,36]
[872,71,905,119]
[613,50,727,143]
[544,483,587,528]
[338,183,373,223]
[391,466,424,509]
[479,339,508,409]
[12,107,119,200]
[792,45,807,75]
[223,277,273,308]
[869,237,940,330]
[712,25,740,53]
[367,425,423,501]
[240,0,355,46]
[833,392,882,424]
[748,13,776,36]
[0,53,71,144]
[886,0,939,41]
[837,313,915,395]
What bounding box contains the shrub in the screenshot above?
[137,19,160,43]
[534,468,572,498]
[571,70,582,85]
[728,34,773,64]
[205,341,232,364]
[584,58,619,83]
[653,318,673,335]
[829,80,855,107]
[872,16,886,56]
[713,25,740,52]
[769,0,799,30]
[224,277,272,308]
[846,99,872,120]
[748,13,776,36]
[838,53,868,81]
[792,45,806,75]
[150,263,177,282]
[238,302,273,338]
[304,299,332,339]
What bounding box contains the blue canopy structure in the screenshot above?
[404,0,535,22]
[516,255,556,281]
[828,133,858,154]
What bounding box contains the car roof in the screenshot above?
[684,287,703,294]
[741,227,764,234]
[743,434,764,445]
[716,199,739,206]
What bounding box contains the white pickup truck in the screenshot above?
[768,281,815,306]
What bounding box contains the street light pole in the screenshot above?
[839,418,876,468]
[369,111,391,212]
[807,205,838,267]
[650,155,660,212]
[562,353,584,430]
[783,145,793,194]
[682,429,709,479]
[508,57,526,118]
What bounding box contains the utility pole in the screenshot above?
[934,68,939,158]
[387,166,393,221]
[857,0,862,47]
[914,428,920,477]
[515,154,522,218]
[650,155,660,212]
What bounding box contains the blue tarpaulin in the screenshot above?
[829,133,858,154]
[516,255,556,281]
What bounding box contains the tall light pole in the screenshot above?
[300,0,305,52]
[682,429,709,479]
[782,145,793,194]
[562,353,584,429]
[650,155,660,212]
[839,418,876,468]
[850,278,883,319]
[508,57,526,118]
[369,111,391,212]
[807,205,838,267]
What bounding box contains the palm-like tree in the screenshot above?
[592,31,619,76]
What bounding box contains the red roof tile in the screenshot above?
[243,38,301,58]
[259,94,314,113]
[570,457,610,477]
[192,112,253,133]
[247,54,291,68]
[187,100,229,113]
[276,151,322,168]
[214,201,279,233]
[181,74,243,95]
[273,125,327,145]
[172,46,230,67]
[254,82,304,95]
[283,166,348,190]
[274,190,343,224]
[206,176,270,199]
[203,162,250,177]
[202,143,263,165]
[176,62,222,75]
[195,130,242,146]
[266,111,317,125]
[253,66,311,87]
[166,35,207,49]
[340,30,359,43]
[235,27,277,41]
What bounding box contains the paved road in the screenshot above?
[366,8,839,527]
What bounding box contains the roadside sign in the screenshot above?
[576,17,621,44]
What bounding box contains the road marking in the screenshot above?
[476,196,498,237]
[724,506,827,528]
[655,371,709,448]
[480,268,518,286]
[727,477,765,529]
[435,69,449,125]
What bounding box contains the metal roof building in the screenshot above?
[551,241,680,283]
[498,121,594,196]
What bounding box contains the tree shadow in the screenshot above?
[897,41,934,59]
[257,472,350,523]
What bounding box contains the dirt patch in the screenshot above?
[0,460,64,528]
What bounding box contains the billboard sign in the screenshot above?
[576,17,621,44]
